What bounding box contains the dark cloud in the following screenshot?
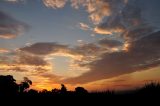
[0,51,50,74]
[20,42,68,55]
[8,67,28,72]
[98,38,123,48]
[121,2,142,27]
[94,15,126,35]
[41,73,61,82]
[20,42,104,58]
[0,50,48,66]
[123,24,154,41]
[17,53,48,66]
[73,43,102,56]
[120,1,154,41]
[0,11,29,39]
[63,31,160,84]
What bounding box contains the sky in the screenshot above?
[0,0,160,91]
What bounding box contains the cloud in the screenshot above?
[79,23,91,31]
[98,38,123,48]
[70,0,81,9]
[41,0,119,24]
[122,24,154,41]
[121,2,142,27]
[73,43,101,56]
[0,11,29,39]
[93,0,155,44]
[4,0,16,1]
[17,53,48,66]
[19,42,108,79]
[41,0,155,44]
[3,0,24,2]
[20,42,68,55]
[19,42,92,77]
[40,73,61,81]
[71,0,125,24]
[43,0,67,9]
[0,48,9,53]
[20,42,103,61]
[93,2,137,36]
[0,51,51,74]
[62,31,160,84]
[86,0,111,24]
[42,0,125,24]
[94,15,126,35]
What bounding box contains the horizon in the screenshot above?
[0,0,160,91]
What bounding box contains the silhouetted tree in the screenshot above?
[0,75,18,96]
[41,89,48,93]
[19,77,32,93]
[75,87,88,94]
[27,89,38,96]
[60,84,67,94]
[51,88,60,94]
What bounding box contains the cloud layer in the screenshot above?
[63,31,160,84]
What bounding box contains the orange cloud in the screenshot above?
[0,48,9,53]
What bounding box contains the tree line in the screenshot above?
[0,75,160,97]
[0,75,88,96]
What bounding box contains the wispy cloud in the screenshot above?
[79,22,91,31]
[42,0,67,9]
[0,48,9,53]
[2,0,26,4]
[3,0,19,2]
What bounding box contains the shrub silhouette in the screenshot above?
[52,88,60,94]
[75,87,88,94]
[27,89,38,96]
[138,82,160,96]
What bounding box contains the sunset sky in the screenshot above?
[0,0,160,91]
